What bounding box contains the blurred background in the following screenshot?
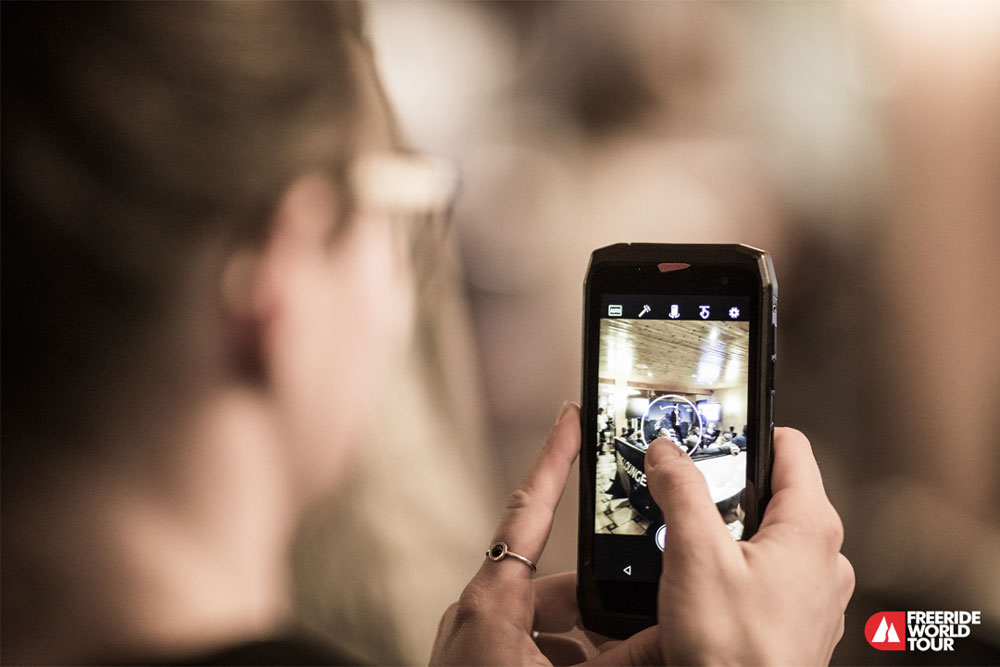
[292,2,1000,664]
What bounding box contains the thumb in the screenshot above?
[644,438,730,550]
[581,626,660,665]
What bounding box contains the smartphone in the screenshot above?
[577,243,777,638]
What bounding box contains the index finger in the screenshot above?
[482,401,581,580]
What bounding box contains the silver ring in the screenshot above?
[486,541,537,573]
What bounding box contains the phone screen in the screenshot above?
[593,294,753,583]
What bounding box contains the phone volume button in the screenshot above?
[771,302,778,359]
[769,389,775,429]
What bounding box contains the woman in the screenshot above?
[1,3,852,664]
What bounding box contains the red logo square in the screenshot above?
[865,611,906,651]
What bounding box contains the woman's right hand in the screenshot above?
[626,427,855,665]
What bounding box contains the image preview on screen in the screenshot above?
[594,300,751,567]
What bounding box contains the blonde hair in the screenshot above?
[2,2,368,464]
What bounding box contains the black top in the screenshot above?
[109,635,367,666]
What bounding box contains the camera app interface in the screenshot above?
[594,295,751,582]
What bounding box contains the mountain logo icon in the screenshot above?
[865,612,906,651]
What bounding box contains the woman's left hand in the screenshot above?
[429,401,659,666]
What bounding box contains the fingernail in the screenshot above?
[646,437,682,468]
[556,400,578,424]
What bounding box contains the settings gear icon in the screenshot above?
[728,307,740,319]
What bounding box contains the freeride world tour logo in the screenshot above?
[865,610,982,652]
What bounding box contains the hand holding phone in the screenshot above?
[643,427,855,665]
[430,403,853,666]
[587,428,854,665]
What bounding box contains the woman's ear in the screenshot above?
[220,174,343,383]
[220,247,267,381]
